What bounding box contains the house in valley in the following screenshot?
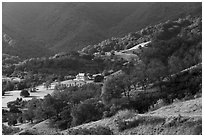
[74,73,88,81]
[55,73,93,88]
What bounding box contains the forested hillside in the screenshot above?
[3,15,202,84]
[3,14,202,135]
[2,2,201,57]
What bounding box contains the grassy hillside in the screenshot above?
[14,97,201,135]
[60,97,202,135]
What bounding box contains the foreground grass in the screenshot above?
[11,98,202,135]
[2,124,21,135]
[118,115,202,135]
[61,98,202,135]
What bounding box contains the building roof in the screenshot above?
[77,73,85,76]
[61,80,83,84]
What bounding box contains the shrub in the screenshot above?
[110,97,130,108]
[193,124,202,135]
[94,75,104,82]
[102,111,110,118]
[16,82,27,90]
[2,89,5,96]
[116,115,165,131]
[114,109,138,131]
[18,129,39,135]
[116,119,139,131]
[102,101,133,118]
[50,106,72,130]
[8,114,18,126]
[9,106,21,113]
[2,109,9,122]
[3,81,15,91]
[104,104,121,118]
[101,74,132,105]
[149,99,168,112]
[2,124,21,135]
[68,126,113,135]
[130,92,163,113]
[7,99,23,113]
[2,115,8,122]
[20,89,30,97]
[71,98,104,126]
[53,120,71,130]
[115,109,137,120]
[18,116,23,123]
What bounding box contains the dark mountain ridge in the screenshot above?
[2,2,201,58]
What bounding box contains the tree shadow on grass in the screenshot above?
[23,95,40,98]
[3,94,13,96]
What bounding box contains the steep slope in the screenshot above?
[3,2,201,55]
[16,120,60,135]
[2,28,53,59]
[2,3,141,52]
[147,97,202,117]
[15,96,202,135]
[110,2,202,36]
[60,97,202,135]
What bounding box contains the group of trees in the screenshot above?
[4,52,104,76]
[5,83,104,130]
[2,75,40,95]
[3,98,27,126]
[20,90,30,97]
[3,50,126,89]
[101,15,202,112]
[81,31,146,55]
[102,61,201,113]
[3,15,202,133]
[2,81,15,95]
[2,54,21,66]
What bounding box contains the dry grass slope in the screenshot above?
[14,97,202,135]
[61,97,202,135]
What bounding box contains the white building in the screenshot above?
[54,73,93,88]
[61,80,86,87]
[74,73,88,81]
[57,79,93,88]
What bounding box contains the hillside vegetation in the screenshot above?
[2,2,201,57]
[2,14,202,135]
[59,97,202,135]
[14,97,202,135]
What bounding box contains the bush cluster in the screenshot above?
[20,89,30,97]
[16,83,104,130]
[2,124,21,135]
[67,126,113,135]
[149,99,168,112]
[116,115,165,132]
